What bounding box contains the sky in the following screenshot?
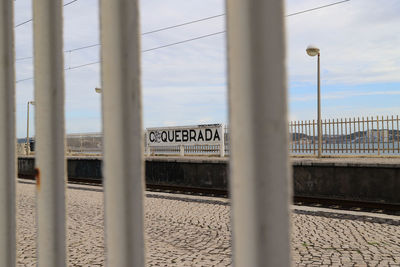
[13,0,400,137]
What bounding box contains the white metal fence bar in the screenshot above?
[33,0,67,265]
[220,124,225,157]
[288,115,400,156]
[0,0,16,265]
[27,115,400,157]
[100,0,146,265]
[226,0,291,266]
[397,115,399,153]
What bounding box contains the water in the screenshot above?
[290,143,400,155]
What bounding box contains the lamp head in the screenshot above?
[95,87,102,94]
[29,101,35,105]
[306,45,320,57]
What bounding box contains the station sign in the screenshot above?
[146,124,224,146]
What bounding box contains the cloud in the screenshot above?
[13,0,400,136]
[143,85,227,127]
[291,90,400,102]
[287,0,400,85]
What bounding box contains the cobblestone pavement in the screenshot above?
[17,182,400,266]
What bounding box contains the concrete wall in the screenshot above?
[67,158,102,181]
[18,157,400,205]
[146,157,228,190]
[18,156,36,178]
[18,157,103,181]
[293,161,400,204]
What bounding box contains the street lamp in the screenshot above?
[26,100,35,155]
[95,87,102,94]
[306,45,322,157]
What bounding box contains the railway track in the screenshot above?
[18,176,400,215]
[146,184,400,215]
[293,196,400,215]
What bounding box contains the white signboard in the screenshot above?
[146,124,224,146]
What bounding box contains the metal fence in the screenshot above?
[21,128,228,157]
[290,116,400,156]
[66,133,102,155]
[23,115,400,158]
[17,133,103,156]
[68,127,230,157]
[1,0,290,266]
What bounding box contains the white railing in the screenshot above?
[23,115,400,157]
[0,1,16,265]
[65,133,102,155]
[290,116,400,156]
[1,0,290,266]
[19,129,226,157]
[34,0,67,265]
[226,1,290,265]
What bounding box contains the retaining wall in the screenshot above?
[18,156,400,205]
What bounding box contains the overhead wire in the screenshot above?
[16,31,224,83]
[15,14,225,61]
[63,0,79,7]
[17,30,227,83]
[142,14,224,36]
[16,0,350,83]
[16,0,350,62]
[286,0,349,17]
[14,0,82,28]
[142,31,225,53]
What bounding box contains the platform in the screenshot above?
[17,180,399,266]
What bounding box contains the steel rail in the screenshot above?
[18,175,400,213]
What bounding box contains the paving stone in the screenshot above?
[16,182,400,266]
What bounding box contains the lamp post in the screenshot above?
[26,101,35,155]
[306,45,322,157]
